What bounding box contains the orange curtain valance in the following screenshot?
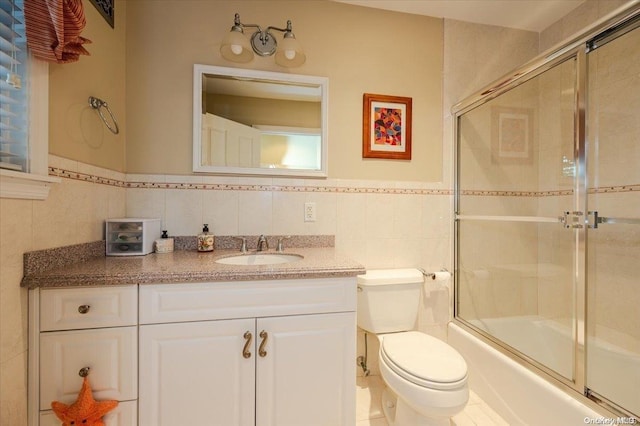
[24,0,91,64]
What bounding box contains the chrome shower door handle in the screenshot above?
[259,330,268,357]
[243,331,253,358]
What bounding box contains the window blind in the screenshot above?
[0,0,28,172]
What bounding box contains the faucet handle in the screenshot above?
[233,236,248,253]
[276,236,291,253]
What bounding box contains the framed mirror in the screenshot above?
[193,64,328,177]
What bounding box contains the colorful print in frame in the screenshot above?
[363,93,412,160]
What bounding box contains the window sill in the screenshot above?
[0,169,60,200]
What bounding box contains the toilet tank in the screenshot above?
[357,269,424,334]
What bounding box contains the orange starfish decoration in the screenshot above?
[51,376,118,426]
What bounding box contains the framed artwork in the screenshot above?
[491,106,533,164]
[89,0,115,28]
[362,93,412,160]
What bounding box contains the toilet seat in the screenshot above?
[380,331,467,391]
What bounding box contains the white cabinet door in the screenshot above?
[255,312,356,426]
[139,318,255,426]
[39,327,137,410]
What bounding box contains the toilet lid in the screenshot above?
[381,331,467,390]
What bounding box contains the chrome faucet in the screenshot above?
[276,236,291,253]
[256,235,269,251]
[233,236,248,253]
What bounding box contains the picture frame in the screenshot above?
[89,0,115,28]
[363,93,412,160]
[491,106,534,164]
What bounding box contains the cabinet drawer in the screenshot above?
[139,277,356,324]
[39,400,137,426]
[39,327,137,410]
[40,286,137,331]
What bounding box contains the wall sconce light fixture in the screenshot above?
[220,13,306,67]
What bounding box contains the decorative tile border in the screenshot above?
[49,166,640,197]
[49,167,126,188]
[49,166,452,195]
[460,189,574,197]
[124,182,453,195]
[588,184,640,194]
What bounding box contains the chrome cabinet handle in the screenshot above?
[259,330,268,357]
[78,305,91,314]
[78,366,90,377]
[243,331,252,358]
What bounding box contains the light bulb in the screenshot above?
[231,44,243,55]
[275,34,305,67]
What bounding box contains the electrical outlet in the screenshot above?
[304,202,316,222]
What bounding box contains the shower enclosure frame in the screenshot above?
[452,3,640,418]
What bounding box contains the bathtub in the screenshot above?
[457,316,640,417]
[449,320,612,425]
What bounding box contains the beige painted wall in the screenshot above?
[207,95,321,128]
[48,2,127,172]
[125,0,443,182]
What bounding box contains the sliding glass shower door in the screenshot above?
[455,8,640,418]
[585,22,640,416]
[456,56,578,382]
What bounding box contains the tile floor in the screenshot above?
[356,375,509,426]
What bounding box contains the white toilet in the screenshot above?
[357,269,469,426]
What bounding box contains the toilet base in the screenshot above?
[382,387,452,426]
[381,387,397,425]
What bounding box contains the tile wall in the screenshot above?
[0,156,126,424]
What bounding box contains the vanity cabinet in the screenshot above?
[29,286,138,425]
[138,278,356,426]
[29,277,356,426]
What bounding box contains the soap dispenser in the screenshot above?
[155,230,174,253]
[197,224,214,252]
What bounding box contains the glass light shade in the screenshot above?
[275,35,306,67]
[220,29,254,63]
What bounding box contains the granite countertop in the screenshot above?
[21,245,366,289]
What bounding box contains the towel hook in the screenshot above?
[88,96,120,135]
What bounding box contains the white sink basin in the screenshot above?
[215,253,303,266]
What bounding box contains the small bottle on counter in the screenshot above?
[197,224,214,252]
[155,230,174,254]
